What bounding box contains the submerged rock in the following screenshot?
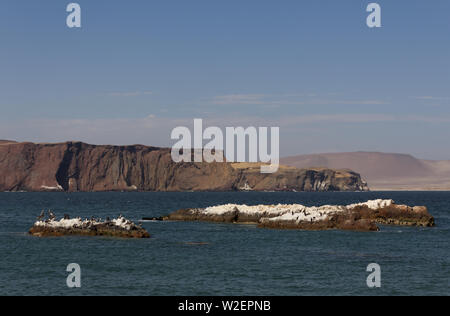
[29,213,150,238]
[164,199,434,232]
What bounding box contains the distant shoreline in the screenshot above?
[2,190,450,193]
[370,189,450,192]
[281,152,450,192]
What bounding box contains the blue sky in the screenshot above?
[1,0,449,159]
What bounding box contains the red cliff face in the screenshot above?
[0,141,369,192]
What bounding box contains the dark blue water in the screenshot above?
[0,192,449,296]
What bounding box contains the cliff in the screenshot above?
[0,141,369,192]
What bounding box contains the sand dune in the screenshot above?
[281,152,450,191]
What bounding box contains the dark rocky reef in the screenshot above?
[0,141,369,192]
[162,200,434,232]
[29,213,150,238]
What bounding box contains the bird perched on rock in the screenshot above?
[49,211,56,221]
[37,211,45,221]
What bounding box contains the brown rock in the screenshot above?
[0,141,369,192]
[162,200,434,232]
[29,215,150,238]
[29,225,150,238]
[350,204,435,227]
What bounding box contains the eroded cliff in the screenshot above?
[0,141,369,192]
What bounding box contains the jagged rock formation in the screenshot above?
[0,141,368,192]
[29,213,150,238]
[162,199,435,232]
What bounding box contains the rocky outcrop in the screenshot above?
[0,141,368,192]
[29,214,150,238]
[162,199,435,232]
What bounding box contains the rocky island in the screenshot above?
[0,141,368,192]
[161,199,435,232]
[29,212,150,238]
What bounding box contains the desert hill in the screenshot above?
[281,152,450,190]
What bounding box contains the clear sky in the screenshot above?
[1,0,449,159]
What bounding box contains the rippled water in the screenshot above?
[0,191,449,296]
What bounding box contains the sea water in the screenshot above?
[0,191,448,296]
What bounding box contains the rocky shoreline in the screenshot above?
[159,199,435,232]
[29,213,150,238]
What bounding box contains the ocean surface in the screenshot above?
[0,191,448,296]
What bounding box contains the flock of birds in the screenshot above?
[36,211,139,227]
[288,209,329,223]
[37,210,110,222]
[37,210,54,221]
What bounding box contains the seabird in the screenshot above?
[37,211,45,221]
